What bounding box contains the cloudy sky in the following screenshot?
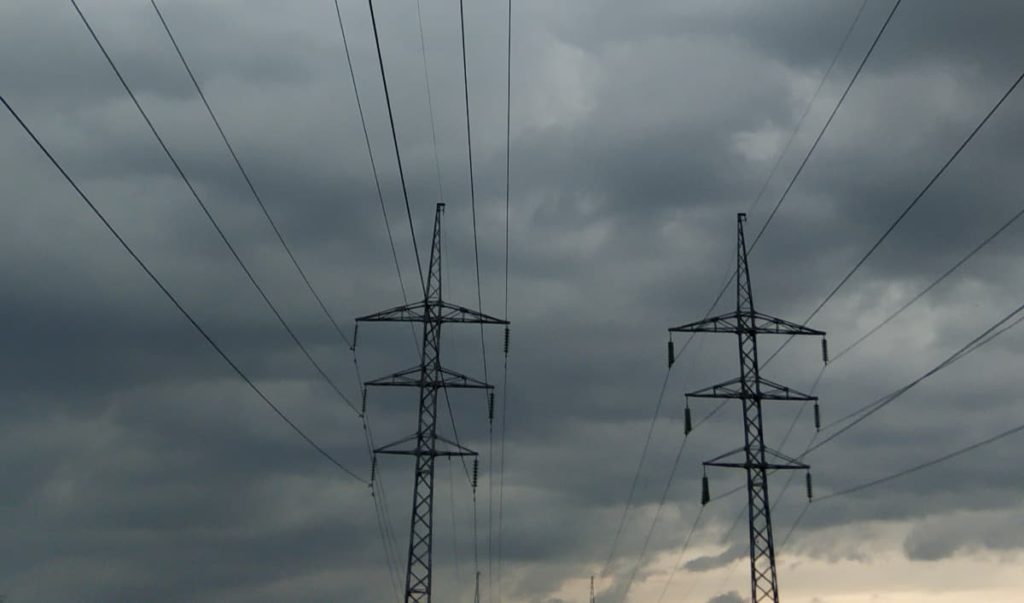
[2,0,1024,602]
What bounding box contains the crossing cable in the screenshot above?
[69,0,360,416]
[333,0,414,317]
[774,416,1024,550]
[749,0,902,249]
[367,0,427,295]
[817,420,1024,502]
[806,301,1024,455]
[765,64,1024,366]
[150,0,364,380]
[601,268,728,578]
[496,0,513,599]
[414,0,448,212]
[456,2,496,598]
[619,399,727,603]
[665,0,883,395]
[606,0,885,587]
[829,200,1024,363]
[1,94,366,483]
[747,0,870,217]
[652,505,706,603]
[653,485,745,603]
[334,0,418,578]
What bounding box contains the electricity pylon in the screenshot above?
[358,203,508,603]
[668,213,826,603]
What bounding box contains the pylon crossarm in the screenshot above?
[375,433,477,457]
[750,311,824,336]
[356,300,508,325]
[365,366,493,389]
[670,310,823,336]
[356,300,429,323]
[702,447,808,471]
[670,310,743,333]
[687,376,817,401]
[436,301,509,325]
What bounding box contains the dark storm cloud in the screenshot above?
[3,0,1024,602]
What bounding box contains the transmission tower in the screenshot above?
[358,203,508,603]
[668,213,826,603]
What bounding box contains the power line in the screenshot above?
[695,0,900,328]
[749,0,903,249]
[1,93,366,483]
[414,0,448,211]
[69,0,360,416]
[747,0,870,217]
[150,0,359,357]
[496,1,513,599]
[807,301,1024,455]
[332,0,414,315]
[652,506,706,603]
[367,0,427,295]
[830,200,1024,363]
[619,399,727,603]
[817,421,1024,502]
[765,63,1024,365]
[456,3,495,598]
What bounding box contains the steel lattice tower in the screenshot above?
[358,203,508,603]
[669,213,826,603]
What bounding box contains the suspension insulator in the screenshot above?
[805,471,813,501]
[371,456,378,483]
[503,327,510,356]
[361,388,368,415]
[821,337,829,365]
[668,340,676,368]
[701,473,711,506]
[813,402,821,431]
[351,323,359,351]
[472,458,479,491]
[488,392,495,422]
[684,402,693,436]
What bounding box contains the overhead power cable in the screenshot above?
[1,94,365,483]
[150,0,359,357]
[496,1,513,598]
[749,0,903,249]
[765,63,1024,366]
[456,2,495,597]
[332,0,414,315]
[367,0,427,294]
[817,420,1024,502]
[830,200,1024,363]
[619,399,727,603]
[745,0,870,216]
[70,0,360,415]
[806,301,1024,455]
[676,0,886,366]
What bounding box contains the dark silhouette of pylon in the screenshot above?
[669,213,826,603]
[358,203,508,603]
